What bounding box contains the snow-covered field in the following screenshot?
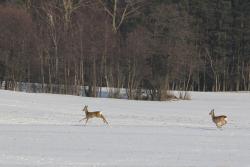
[0,90,250,166]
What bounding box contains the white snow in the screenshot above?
[0,90,250,166]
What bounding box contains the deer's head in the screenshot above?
[82,105,88,112]
[209,109,214,116]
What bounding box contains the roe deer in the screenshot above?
[209,109,227,128]
[79,105,109,126]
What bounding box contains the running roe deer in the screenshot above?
[209,109,227,128]
[79,105,109,125]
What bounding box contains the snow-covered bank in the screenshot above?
[0,90,250,166]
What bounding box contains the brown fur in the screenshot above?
[79,105,109,126]
[209,109,227,128]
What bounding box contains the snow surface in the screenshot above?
[0,90,250,166]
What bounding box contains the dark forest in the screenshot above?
[1,0,250,100]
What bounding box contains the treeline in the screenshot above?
[0,0,250,100]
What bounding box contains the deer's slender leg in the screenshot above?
[85,118,89,126]
[79,117,86,122]
[216,124,222,128]
[101,115,109,125]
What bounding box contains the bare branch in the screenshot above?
[117,4,128,30]
[97,0,114,17]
